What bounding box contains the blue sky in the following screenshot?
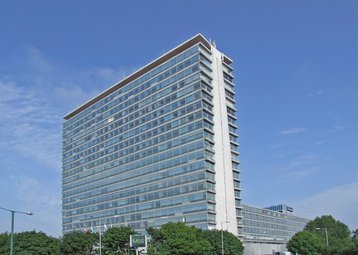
[0,1,357,237]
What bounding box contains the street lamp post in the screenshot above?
[0,206,33,255]
[99,219,102,255]
[221,220,230,255]
[90,216,102,255]
[316,227,329,248]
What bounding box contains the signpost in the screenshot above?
[130,235,147,255]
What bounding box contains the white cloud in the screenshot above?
[333,125,344,132]
[0,80,61,168]
[11,173,61,209]
[267,150,323,184]
[284,166,318,180]
[52,85,101,112]
[281,127,306,135]
[292,183,358,230]
[307,90,323,97]
[25,46,54,73]
[50,66,128,114]
[0,79,62,236]
[278,153,321,182]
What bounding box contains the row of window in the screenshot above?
[64,65,201,150]
[243,206,309,223]
[63,92,203,166]
[243,226,290,239]
[63,138,205,196]
[65,179,209,217]
[63,97,204,171]
[64,60,203,144]
[65,191,208,224]
[228,115,237,126]
[64,111,208,179]
[64,119,205,182]
[63,79,211,167]
[226,68,240,224]
[64,63,200,150]
[243,220,294,231]
[64,158,205,206]
[64,44,202,129]
[242,212,309,226]
[63,129,204,185]
[63,149,205,203]
[64,161,207,210]
[64,76,202,154]
[64,200,211,231]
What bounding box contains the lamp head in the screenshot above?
[27,212,33,216]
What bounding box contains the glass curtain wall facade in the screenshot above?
[242,204,309,244]
[62,34,241,236]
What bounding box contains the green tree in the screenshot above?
[0,231,60,255]
[102,226,136,255]
[60,230,97,255]
[204,229,244,255]
[287,230,324,255]
[339,229,358,255]
[339,240,358,255]
[147,226,164,255]
[353,238,358,250]
[0,233,10,254]
[147,222,212,255]
[305,215,353,254]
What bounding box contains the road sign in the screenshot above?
[130,235,146,248]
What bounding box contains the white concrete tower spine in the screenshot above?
[211,46,238,235]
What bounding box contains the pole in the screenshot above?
[325,228,329,247]
[10,211,14,255]
[221,222,224,255]
[90,216,102,255]
[221,221,230,255]
[99,219,102,255]
[0,207,32,255]
[316,227,329,251]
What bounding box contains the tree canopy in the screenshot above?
[0,233,10,254]
[102,226,136,255]
[147,222,212,255]
[287,230,324,255]
[147,222,243,255]
[60,230,98,255]
[304,215,353,254]
[204,229,244,255]
[0,231,60,255]
[287,215,358,255]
